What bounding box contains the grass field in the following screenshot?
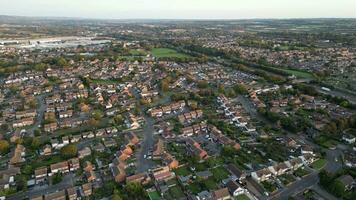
[148,190,160,200]
[151,48,190,58]
[270,66,314,79]
[174,166,191,176]
[130,49,148,56]
[211,166,230,180]
[236,194,250,200]
[311,159,327,170]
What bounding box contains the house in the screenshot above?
[152,166,175,182]
[10,129,23,143]
[78,147,92,159]
[251,168,273,182]
[82,183,92,197]
[44,190,66,200]
[51,138,59,149]
[126,132,139,145]
[42,144,52,156]
[50,161,69,175]
[34,167,48,184]
[44,122,58,132]
[68,158,80,171]
[226,164,246,181]
[337,175,354,191]
[0,167,20,189]
[30,196,43,200]
[197,190,213,200]
[301,145,314,155]
[288,157,304,170]
[211,188,231,200]
[300,154,315,165]
[10,144,26,165]
[103,139,116,148]
[66,187,78,200]
[70,134,82,143]
[196,171,213,180]
[126,172,151,185]
[152,139,164,160]
[62,136,70,145]
[226,180,244,197]
[271,162,290,176]
[345,154,356,168]
[162,152,179,169]
[186,138,208,160]
[342,134,355,144]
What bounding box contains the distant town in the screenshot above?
[0,16,355,200]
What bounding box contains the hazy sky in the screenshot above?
[1,0,355,19]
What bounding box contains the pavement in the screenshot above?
[27,93,48,134]
[7,173,75,200]
[270,170,319,200]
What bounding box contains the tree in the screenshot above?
[93,110,103,121]
[31,137,41,150]
[52,172,63,184]
[123,182,148,200]
[60,144,77,159]
[0,140,10,154]
[114,114,124,125]
[160,79,169,92]
[111,190,122,200]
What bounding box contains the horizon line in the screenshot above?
[1,14,356,22]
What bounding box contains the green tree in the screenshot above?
[123,182,148,200]
[31,137,41,150]
[52,172,63,184]
[60,144,77,159]
[0,140,10,154]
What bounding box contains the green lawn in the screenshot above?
[187,182,201,194]
[148,190,160,200]
[279,174,296,185]
[151,48,190,58]
[311,159,327,170]
[294,168,310,177]
[130,49,148,56]
[270,66,314,79]
[211,166,230,181]
[261,181,278,193]
[168,186,185,199]
[174,166,191,176]
[236,194,250,200]
[203,177,219,190]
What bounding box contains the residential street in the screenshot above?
[7,173,75,200]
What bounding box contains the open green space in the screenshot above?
[148,190,160,200]
[236,194,250,200]
[211,166,230,180]
[294,168,310,177]
[311,159,327,170]
[151,48,191,58]
[261,181,278,193]
[270,66,314,79]
[164,186,185,200]
[279,174,296,185]
[174,166,191,176]
[130,49,148,56]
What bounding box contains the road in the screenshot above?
[7,173,75,200]
[131,88,157,173]
[136,112,156,172]
[270,170,319,200]
[324,149,343,173]
[314,86,356,104]
[27,93,48,134]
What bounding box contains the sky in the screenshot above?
[1,0,355,19]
